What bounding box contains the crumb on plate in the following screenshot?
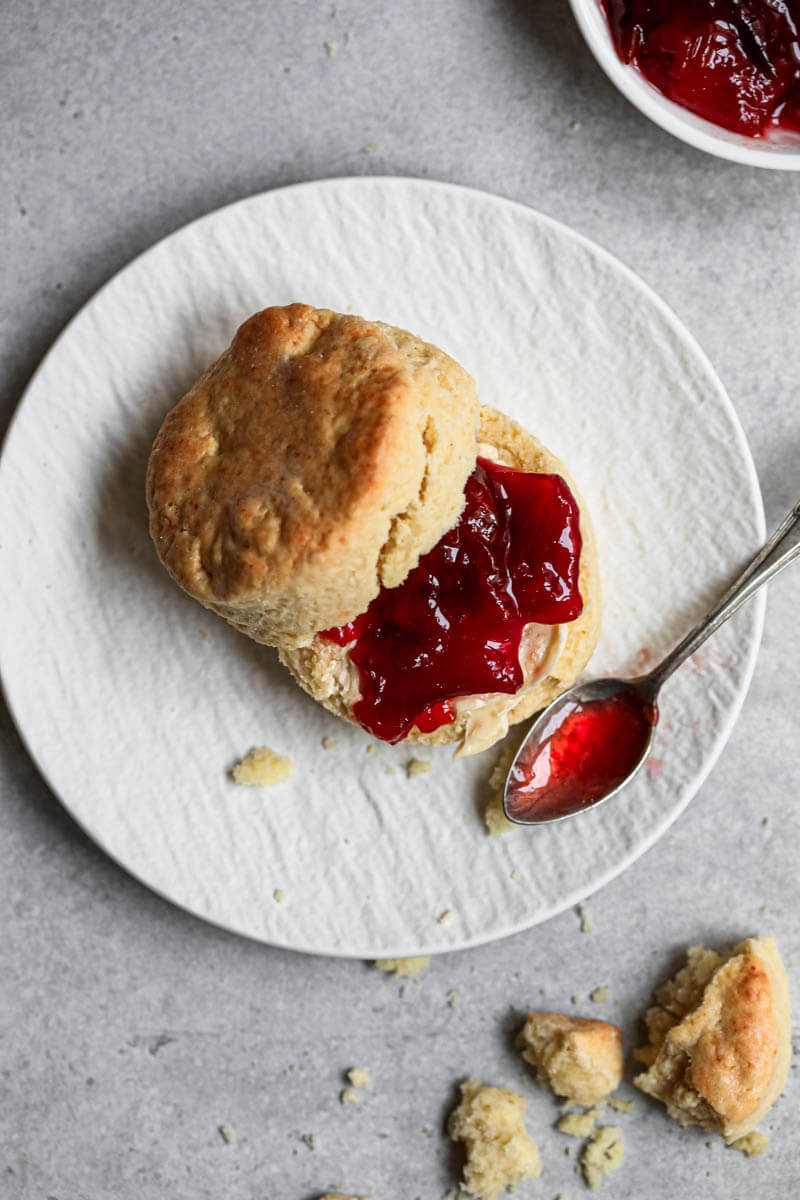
[231,746,294,786]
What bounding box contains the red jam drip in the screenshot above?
[602,1,800,138]
[321,457,583,743]
[506,691,657,821]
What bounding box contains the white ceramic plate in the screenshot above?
[0,178,764,958]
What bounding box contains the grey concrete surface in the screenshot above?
[2,2,799,1197]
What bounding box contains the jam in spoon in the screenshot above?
[503,499,800,825]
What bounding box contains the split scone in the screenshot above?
[518,1010,624,1105]
[147,304,601,756]
[634,936,791,1143]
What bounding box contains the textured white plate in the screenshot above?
[0,178,764,958]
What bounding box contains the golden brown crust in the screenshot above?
[146,304,478,646]
[634,937,792,1142]
[518,1010,624,1105]
[280,405,601,752]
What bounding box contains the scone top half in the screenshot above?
[146,304,479,648]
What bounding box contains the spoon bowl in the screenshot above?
[503,677,659,826]
[503,497,800,826]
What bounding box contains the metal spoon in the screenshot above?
[503,499,800,826]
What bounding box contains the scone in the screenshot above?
[633,937,791,1143]
[147,304,600,755]
[518,1010,624,1105]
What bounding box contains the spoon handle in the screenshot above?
[646,500,800,691]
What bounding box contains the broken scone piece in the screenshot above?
[448,1078,542,1200]
[518,1011,624,1105]
[634,936,791,1143]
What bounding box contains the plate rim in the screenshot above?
[0,175,766,957]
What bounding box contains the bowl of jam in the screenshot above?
[570,0,800,168]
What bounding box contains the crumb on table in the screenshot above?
[589,986,611,1003]
[373,956,431,979]
[731,1131,769,1157]
[406,757,432,778]
[581,1125,624,1188]
[347,1067,371,1089]
[557,1108,604,1137]
[578,904,594,933]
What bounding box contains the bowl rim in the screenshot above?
[568,0,800,171]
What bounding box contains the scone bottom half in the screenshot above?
[146,305,601,756]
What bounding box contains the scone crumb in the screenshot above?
[578,904,594,933]
[218,1124,233,1143]
[301,1132,318,1150]
[571,995,580,1005]
[484,745,516,836]
[318,1194,374,1200]
[406,757,432,778]
[557,1108,604,1137]
[373,956,430,979]
[365,744,375,755]
[272,888,287,904]
[325,39,337,54]
[581,1126,624,1188]
[231,746,294,786]
[731,1131,769,1157]
[608,1096,635,1114]
[589,987,611,1003]
[448,1078,542,1200]
[347,1067,371,1089]
[322,735,338,750]
[363,143,379,154]
[386,764,398,776]
[448,988,462,1008]
[438,909,455,924]
[340,1088,360,1105]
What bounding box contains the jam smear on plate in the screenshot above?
[322,457,583,743]
[507,691,657,821]
[602,0,800,138]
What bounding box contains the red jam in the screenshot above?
[321,458,583,743]
[602,1,800,138]
[505,691,657,821]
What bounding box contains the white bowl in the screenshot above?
[569,0,800,170]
